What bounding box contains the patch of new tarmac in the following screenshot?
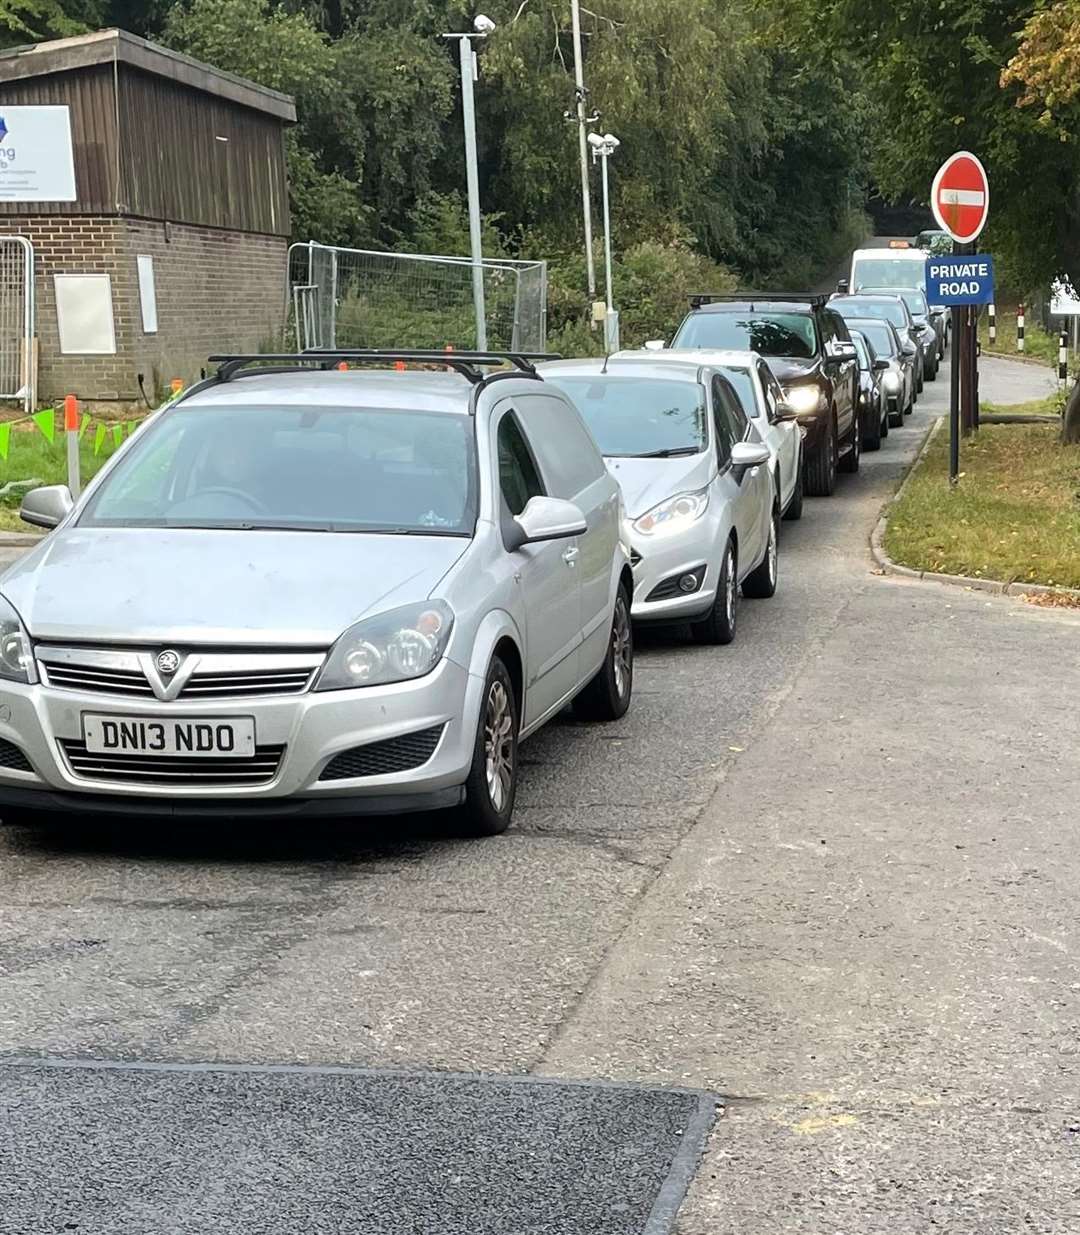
[0,1057,716,1235]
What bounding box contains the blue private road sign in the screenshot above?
[925,254,995,306]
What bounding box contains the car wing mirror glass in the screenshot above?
[509,496,588,550]
[872,358,890,371]
[20,484,74,529]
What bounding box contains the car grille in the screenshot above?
[58,740,286,787]
[0,738,32,772]
[319,725,445,781]
[38,647,323,700]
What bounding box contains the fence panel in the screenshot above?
[286,243,546,353]
[0,236,34,412]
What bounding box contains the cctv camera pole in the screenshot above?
[570,0,597,300]
[591,133,619,351]
[443,30,488,350]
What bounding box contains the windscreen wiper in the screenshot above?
[628,447,701,458]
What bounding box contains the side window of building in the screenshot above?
[515,394,606,501]
[497,410,545,516]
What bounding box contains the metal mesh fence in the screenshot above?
[287,243,546,353]
[0,236,33,412]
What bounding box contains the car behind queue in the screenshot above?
[0,353,635,837]
[857,285,940,379]
[831,294,925,398]
[541,356,777,646]
[849,329,890,450]
[642,347,804,523]
[845,317,913,427]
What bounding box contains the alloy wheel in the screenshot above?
[767,515,778,588]
[725,546,736,626]
[612,593,632,700]
[484,679,514,812]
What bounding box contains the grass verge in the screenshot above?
[977,305,1058,365]
[1,425,122,533]
[885,413,1080,590]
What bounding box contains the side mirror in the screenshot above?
[20,484,74,529]
[872,358,890,372]
[643,339,666,351]
[773,402,798,423]
[827,340,857,361]
[836,279,850,294]
[506,496,588,551]
[901,342,916,357]
[730,441,770,473]
[911,322,928,334]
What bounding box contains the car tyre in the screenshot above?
[743,507,779,599]
[861,402,882,452]
[454,656,518,837]
[691,538,737,645]
[572,583,633,722]
[840,415,861,473]
[880,399,889,439]
[782,457,804,521]
[888,396,903,429]
[804,416,837,497]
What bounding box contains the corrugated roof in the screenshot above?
[0,28,295,122]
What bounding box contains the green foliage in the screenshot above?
[0,0,100,46]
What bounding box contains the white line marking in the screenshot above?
[939,189,985,206]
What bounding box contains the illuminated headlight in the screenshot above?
[0,595,35,685]
[783,385,823,414]
[633,489,709,537]
[882,370,901,393]
[315,600,454,691]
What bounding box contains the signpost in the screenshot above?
[931,152,990,484]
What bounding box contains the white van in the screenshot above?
[840,246,949,357]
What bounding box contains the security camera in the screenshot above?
[474,13,496,33]
[587,132,604,149]
[603,133,620,149]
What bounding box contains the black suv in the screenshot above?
[670,294,860,496]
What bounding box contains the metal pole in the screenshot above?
[458,36,487,350]
[600,152,613,313]
[570,0,597,300]
[949,305,961,483]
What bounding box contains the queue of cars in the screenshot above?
[0,261,932,837]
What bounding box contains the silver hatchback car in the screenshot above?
[0,351,634,836]
[542,356,776,645]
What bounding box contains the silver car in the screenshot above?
[541,356,775,645]
[0,351,634,836]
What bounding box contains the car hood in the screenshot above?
[0,528,470,646]
[604,453,714,520]
[765,356,821,385]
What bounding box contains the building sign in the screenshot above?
[0,106,76,202]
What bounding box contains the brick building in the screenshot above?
[0,29,295,404]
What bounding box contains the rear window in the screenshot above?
[849,320,896,357]
[836,298,906,329]
[673,311,817,359]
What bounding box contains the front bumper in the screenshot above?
[627,531,717,623]
[0,656,482,815]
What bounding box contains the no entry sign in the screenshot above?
[931,151,989,244]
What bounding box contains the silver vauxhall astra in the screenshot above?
[0,352,634,836]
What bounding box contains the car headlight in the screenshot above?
[882,370,901,393]
[783,385,823,414]
[633,489,709,537]
[314,600,454,691]
[0,595,36,685]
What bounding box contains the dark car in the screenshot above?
[670,294,859,497]
[849,329,889,451]
[846,317,913,427]
[830,293,927,396]
[857,285,941,378]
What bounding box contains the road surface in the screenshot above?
[1,348,1077,1233]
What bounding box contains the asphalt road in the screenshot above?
[2,346,1077,1232]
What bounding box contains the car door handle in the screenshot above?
[562,546,579,566]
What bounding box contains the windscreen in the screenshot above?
[863,287,929,317]
[673,311,817,359]
[79,405,477,534]
[851,258,924,290]
[849,320,896,357]
[545,375,707,457]
[836,298,907,329]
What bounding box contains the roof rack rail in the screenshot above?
[688,292,828,310]
[206,349,562,385]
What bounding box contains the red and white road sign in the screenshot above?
[931,151,989,244]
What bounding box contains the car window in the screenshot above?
[759,364,785,421]
[673,310,818,359]
[515,393,606,499]
[719,365,760,419]
[543,374,707,458]
[850,258,923,291]
[827,311,852,343]
[819,311,836,345]
[80,404,477,534]
[851,333,871,370]
[711,375,747,461]
[849,319,897,357]
[497,410,545,517]
[837,298,907,330]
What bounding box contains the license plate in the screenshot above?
[82,714,256,758]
